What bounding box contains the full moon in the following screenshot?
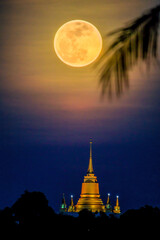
[54,20,102,67]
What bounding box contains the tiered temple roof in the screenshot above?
[60,139,121,214]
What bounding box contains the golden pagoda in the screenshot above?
[75,139,105,213]
[106,193,112,213]
[113,195,121,214]
[68,195,75,212]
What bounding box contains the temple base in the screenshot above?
[76,194,105,212]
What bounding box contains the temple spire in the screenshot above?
[116,195,119,207]
[106,193,112,213]
[76,138,106,213]
[60,193,67,213]
[113,195,121,214]
[87,138,94,174]
[68,195,75,212]
[107,193,110,204]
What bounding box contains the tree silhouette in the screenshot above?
[12,191,54,225]
[96,5,160,98]
[0,191,160,237]
[11,191,56,237]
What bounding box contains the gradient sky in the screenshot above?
[0,0,160,212]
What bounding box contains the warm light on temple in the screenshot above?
[59,140,121,214]
[75,139,105,212]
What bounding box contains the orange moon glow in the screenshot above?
[54,20,102,67]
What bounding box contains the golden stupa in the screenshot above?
[113,195,121,214]
[68,195,75,212]
[75,139,105,212]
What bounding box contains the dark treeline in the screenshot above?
[0,191,160,238]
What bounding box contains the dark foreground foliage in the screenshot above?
[96,4,160,98]
[0,191,160,238]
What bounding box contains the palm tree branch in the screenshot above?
[97,4,160,98]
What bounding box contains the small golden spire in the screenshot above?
[106,193,112,212]
[107,193,110,204]
[68,195,75,212]
[113,195,121,214]
[116,195,119,207]
[87,138,94,174]
[70,195,74,207]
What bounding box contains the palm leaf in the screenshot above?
[97,5,160,98]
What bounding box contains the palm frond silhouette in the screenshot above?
[97,5,160,98]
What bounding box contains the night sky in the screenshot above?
[0,0,160,213]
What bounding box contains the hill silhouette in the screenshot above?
[0,191,159,238]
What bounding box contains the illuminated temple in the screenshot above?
[60,139,121,214]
